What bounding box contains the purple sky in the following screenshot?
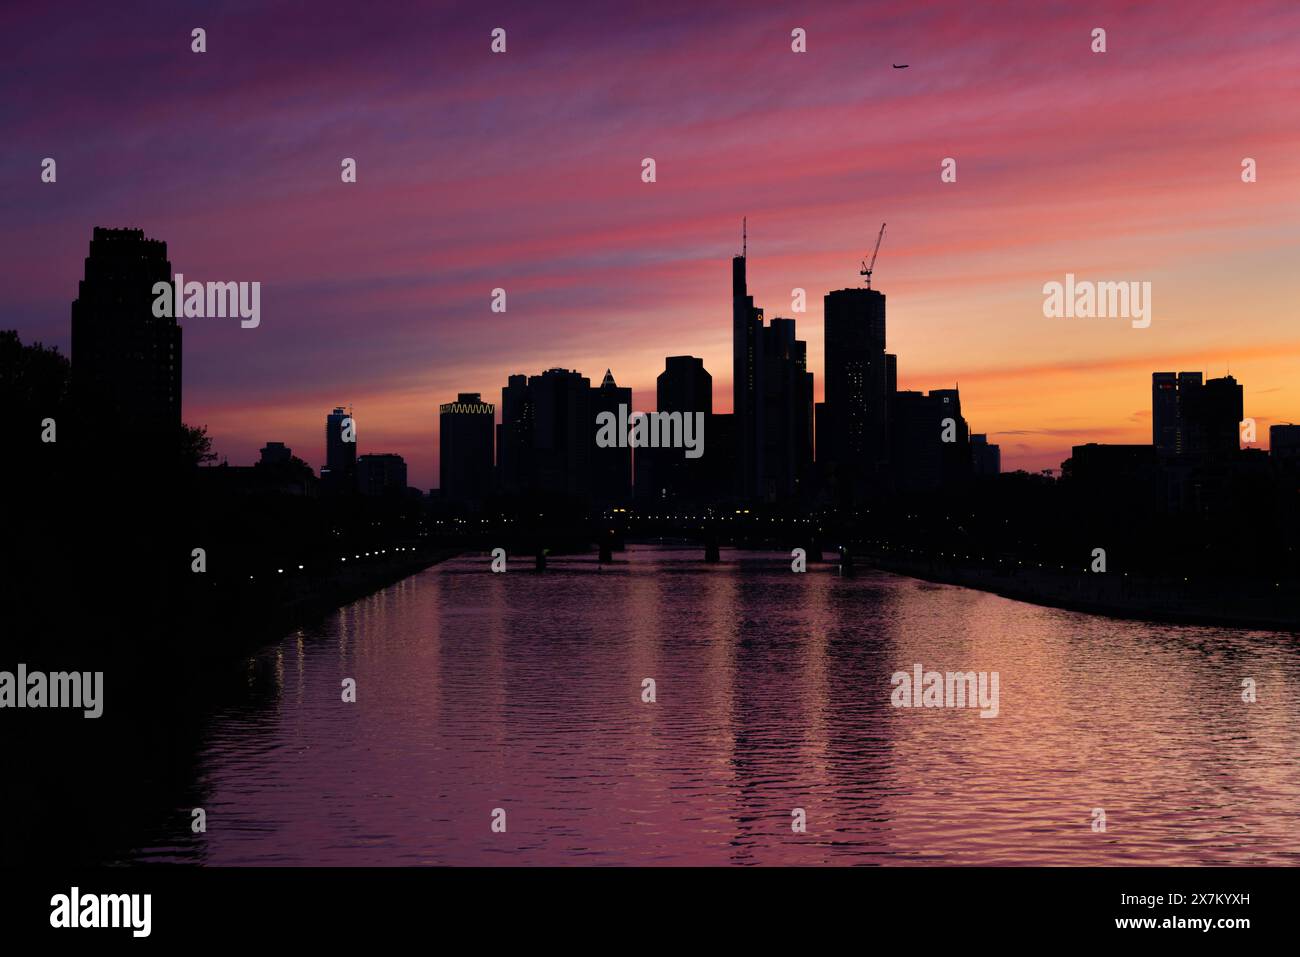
[3,0,1299,487]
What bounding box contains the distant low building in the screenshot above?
[1064,443,1158,516]
[970,433,1001,476]
[1068,443,1156,481]
[199,458,316,497]
[259,441,293,466]
[1271,424,1300,463]
[358,453,407,497]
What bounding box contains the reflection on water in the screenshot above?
[130,546,1300,865]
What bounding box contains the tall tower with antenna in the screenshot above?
[732,217,763,499]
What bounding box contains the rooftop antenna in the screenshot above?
[860,222,886,289]
[742,217,747,257]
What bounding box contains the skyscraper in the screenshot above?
[532,368,592,500]
[497,369,593,502]
[323,406,356,493]
[822,286,890,497]
[439,392,495,505]
[732,235,762,500]
[891,388,970,491]
[590,370,632,508]
[71,227,181,453]
[730,229,813,503]
[638,356,713,504]
[757,317,814,501]
[658,355,712,417]
[1152,372,1242,459]
[497,374,533,496]
[1152,372,1181,454]
[1188,375,1244,458]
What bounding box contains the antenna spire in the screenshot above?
[742,217,747,257]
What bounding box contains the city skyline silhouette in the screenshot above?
[4,2,1299,488]
[3,2,1298,933]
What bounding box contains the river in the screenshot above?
[125,546,1300,865]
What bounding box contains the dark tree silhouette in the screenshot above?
[179,423,217,467]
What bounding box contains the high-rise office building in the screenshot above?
[497,374,533,496]
[531,368,592,500]
[757,317,814,501]
[658,355,712,417]
[1152,372,1181,454]
[71,227,181,452]
[822,286,890,497]
[1152,372,1242,459]
[1189,375,1244,458]
[590,370,632,508]
[707,412,737,504]
[322,406,357,493]
[1153,371,1205,455]
[931,388,970,486]
[637,356,713,505]
[439,392,495,505]
[891,388,970,491]
[730,231,813,503]
[497,369,593,502]
[732,231,763,500]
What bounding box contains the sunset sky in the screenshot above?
[3,0,1298,487]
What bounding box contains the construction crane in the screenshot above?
[859,222,886,289]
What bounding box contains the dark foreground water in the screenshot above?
[129,546,1300,865]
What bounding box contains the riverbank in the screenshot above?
[2,543,464,866]
[862,551,1300,632]
[182,545,464,663]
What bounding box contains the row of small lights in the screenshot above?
[243,540,1284,590]
[244,546,418,581]
[421,517,1287,589]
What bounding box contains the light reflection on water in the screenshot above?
[132,546,1300,865]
